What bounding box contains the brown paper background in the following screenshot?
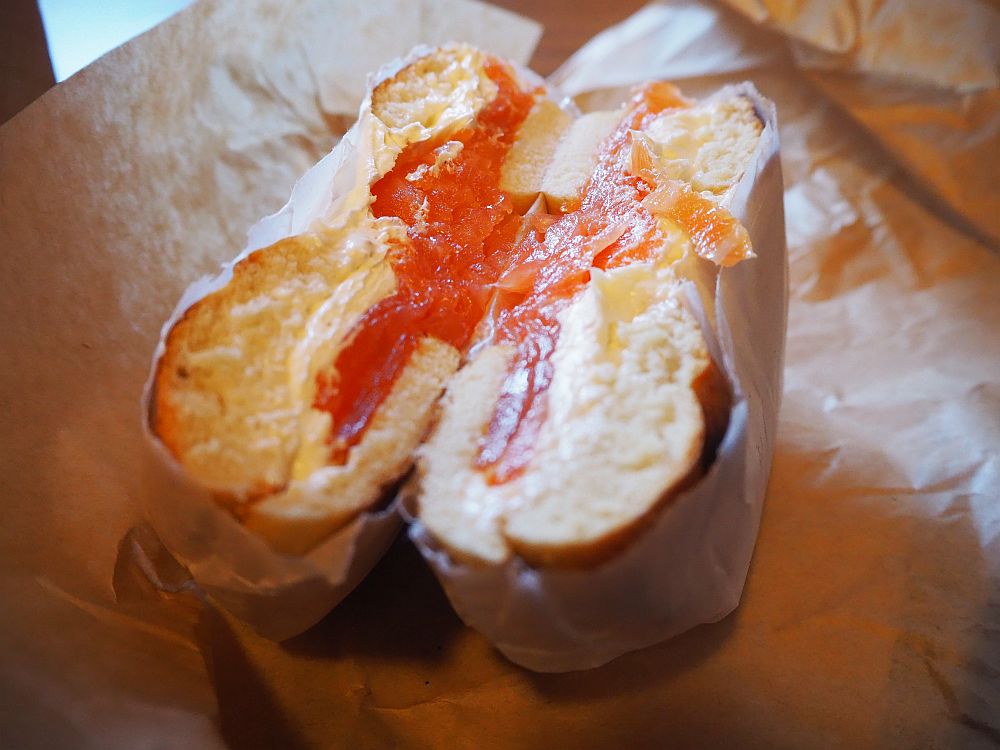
[0,0,539,746]
[545,1,999,747]
[2,0,999,747]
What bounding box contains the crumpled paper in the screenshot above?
[2,0,999,747]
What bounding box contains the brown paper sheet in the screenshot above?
[2,0,999,747]
[0,0,539,746]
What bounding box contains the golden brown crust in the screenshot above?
[153,234,325,500]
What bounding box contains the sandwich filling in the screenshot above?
[313,59,535,463]
[152,45,759,555]
[314,64,752,483]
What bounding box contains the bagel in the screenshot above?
[148,44,761,569]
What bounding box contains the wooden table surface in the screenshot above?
[493,0,647,76]
[0,0,647,124]
[2,0,55,124]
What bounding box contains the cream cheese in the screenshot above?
[368,45,498,177]
[286,218,405,480]
[406,140,464,182]
[643,97,759,197]
[511,226,702,516]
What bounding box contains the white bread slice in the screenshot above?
[539,109,621,211]
[500,100,573,213]
[243,337,459,553]
[150,45,551,555]
[415,93,762,568]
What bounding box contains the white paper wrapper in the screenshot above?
[141,434,399,639]
[408,84,786,672]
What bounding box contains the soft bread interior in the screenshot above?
[369,45,501,174]
[244,337,459,554]
[152,45,544,553]
[500,100,573,212]
[415,93,763,567]
[641,94,761,196]
[501,265,717,567]
[153,228,398,499]
[416,233,714,567]
[539,110,621,211]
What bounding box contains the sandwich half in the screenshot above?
[414,85,762,567]
[151,45,566,554]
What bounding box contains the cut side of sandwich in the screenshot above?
[415,87,763,568]
[150,43,762,563]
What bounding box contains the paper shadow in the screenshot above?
[113,525,312,749]
[281,533,465,664]
[197,606,312,750]
[193,531,466,748]
[880,491,1000,747]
